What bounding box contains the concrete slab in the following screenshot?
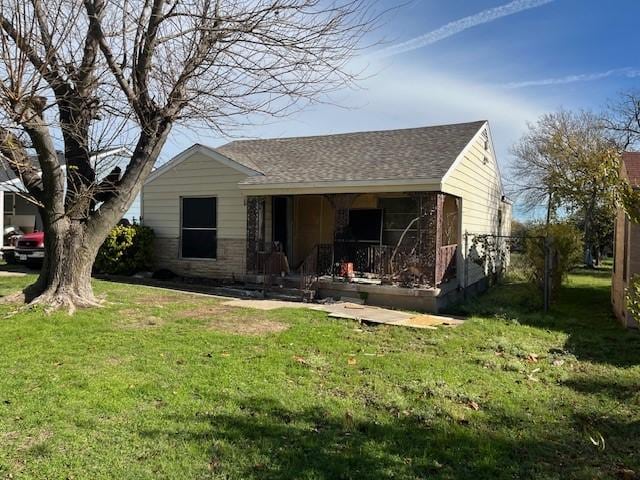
[0,270,27,277]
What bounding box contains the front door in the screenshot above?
[272,196,293,259]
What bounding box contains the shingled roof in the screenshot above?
[215,121,486,186]
[623,152,640,187]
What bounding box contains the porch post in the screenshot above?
[246,196,266,273]
[416,192,444,286]
[326,193,359,239]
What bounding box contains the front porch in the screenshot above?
[245,191,461,305]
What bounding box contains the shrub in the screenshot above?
[626,275,640,322]
[95,224,154,275]
[523,222,582,300]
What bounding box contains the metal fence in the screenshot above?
[463,233,552,313]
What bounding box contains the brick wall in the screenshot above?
[153,237,246,280]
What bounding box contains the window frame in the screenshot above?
[179,195,218,261]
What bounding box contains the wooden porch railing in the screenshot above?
[437,244,457,285]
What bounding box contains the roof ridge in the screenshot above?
[219,120,487,145]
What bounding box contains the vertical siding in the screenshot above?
[442,127,510,286]
[142,151,248,277]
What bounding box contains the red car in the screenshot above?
[15,231,45,267]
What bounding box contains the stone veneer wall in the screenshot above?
[153,237,246,280]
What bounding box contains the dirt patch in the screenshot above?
[181,304,289,335]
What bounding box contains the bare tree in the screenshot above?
[0,0,378,312]
[605,89,640,150]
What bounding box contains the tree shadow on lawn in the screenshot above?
[447,270,640,368]
[138,395,640,479]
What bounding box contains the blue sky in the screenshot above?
[161,0,640,219]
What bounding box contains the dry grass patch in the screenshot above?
[181,304,289,335]
[117,308,165,329]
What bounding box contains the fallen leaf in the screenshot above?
[220,352,230,357]
[347,356,357,365]
[526,353,539,363]
[467,401,480,411]
[552,359,565,367]
[292,355,307,365]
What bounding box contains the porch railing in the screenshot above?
[437,244,457,285]
[299,244,333,291]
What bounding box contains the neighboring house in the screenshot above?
[142,121,511,311]
[612,152,640,328]
[0,147,139,245]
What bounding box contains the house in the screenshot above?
[612,152,640,328]
[0,147,139,246]
[142,121,511,312]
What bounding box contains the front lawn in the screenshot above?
[0,269,638,479]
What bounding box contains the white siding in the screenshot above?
[442,127,510,285]
[143,152,248,239]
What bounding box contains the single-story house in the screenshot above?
[142,120,511,311]
[0,147,139,246]
[612,152,640,328]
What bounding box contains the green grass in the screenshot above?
[0,268,638,479]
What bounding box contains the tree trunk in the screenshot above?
[23,216,105,313]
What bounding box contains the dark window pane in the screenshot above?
[380,197,418,214]
[182,197,216,228]
[182,229,217,258]
[383,213,418,229]
[347,209,382,242]
[383,230,417,248]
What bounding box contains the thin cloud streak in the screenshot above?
[501,67,640,88]
[371,0,554,59]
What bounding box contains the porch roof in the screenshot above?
[216,121,486,188]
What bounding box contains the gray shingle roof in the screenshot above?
[215,121,486,186]
[0,152,66,184]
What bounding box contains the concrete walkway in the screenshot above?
[221,298,464,329]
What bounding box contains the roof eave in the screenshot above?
[238,178,442,196]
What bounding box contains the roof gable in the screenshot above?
[216,121,486,186]
[145,144,262,184]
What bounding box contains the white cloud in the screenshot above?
[371,0,554,59]
[500,67,640,89]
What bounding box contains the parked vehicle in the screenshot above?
[15,231,45,268]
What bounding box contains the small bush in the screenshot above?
[523,222,582,300]
[626,275,640,323]
[95,224,154,275]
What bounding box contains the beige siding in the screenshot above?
[611,208,640,327]
[142,151,249,278]
[442,128,510,286]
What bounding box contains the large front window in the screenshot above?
[380,197,418,248]
[181,197,217,259]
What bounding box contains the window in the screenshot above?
[346,209,382,242]
[181,197,217,259]
[380,197,419,247]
